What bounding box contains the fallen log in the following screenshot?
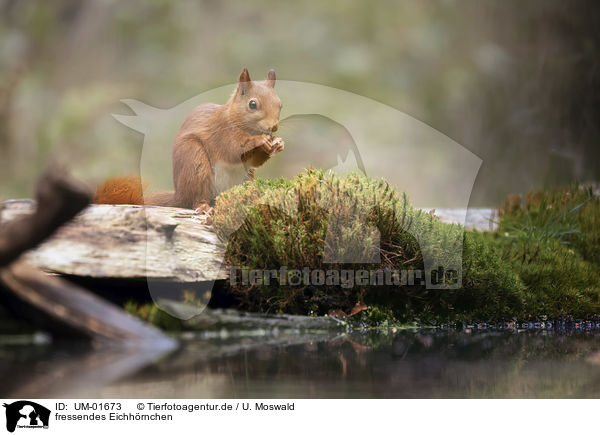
[0,200,228,282]
[0,260,177,348]
[0,195,499,286]
[0,169,178,349]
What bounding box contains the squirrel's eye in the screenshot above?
[248,99,257,110]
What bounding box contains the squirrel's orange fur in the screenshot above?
[94,68,284,210]
[93,176,145,205]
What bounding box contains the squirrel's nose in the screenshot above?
[270,123,278,133]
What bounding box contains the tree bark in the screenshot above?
[1,200,228,282]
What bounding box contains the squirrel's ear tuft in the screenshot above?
[238,68,251,83]
[266,69,276,87]
[238,68,252,95]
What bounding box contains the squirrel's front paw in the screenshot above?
[270,137,285,155]
[258,134,273,154]
[194,204,213,214]
[194,204,214,224]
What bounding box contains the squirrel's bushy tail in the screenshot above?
[93,176,176,206]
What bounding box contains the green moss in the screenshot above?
[477,185,600,320]
[208,172,600,324]
[212,169,525,323]
[347,306,410,329]
[499,184,600,267]
[575,196,600,266]
[450,231,527,321]
[492,229,600,319]
[420,187,600,323]
[124,301,183,331]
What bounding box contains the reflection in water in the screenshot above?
[3,329,600,398]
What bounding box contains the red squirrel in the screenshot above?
[94,68,284,212]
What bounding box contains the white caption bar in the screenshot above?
[0,399,594,435]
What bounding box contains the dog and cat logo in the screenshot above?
[3,401,50,432]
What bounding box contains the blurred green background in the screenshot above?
[0,0,598,205]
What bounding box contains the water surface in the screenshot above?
[3,327,600,398]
